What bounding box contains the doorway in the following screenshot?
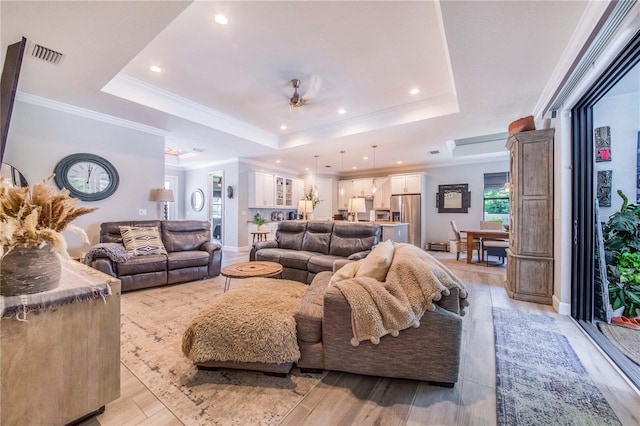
[571,32,640,388]
[210,172,223,244]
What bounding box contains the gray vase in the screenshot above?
[1,245,62,296]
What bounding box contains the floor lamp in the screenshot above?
[152,188,174,220]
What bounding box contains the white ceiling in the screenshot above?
[1,1,590,175]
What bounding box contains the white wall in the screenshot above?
[424,160,509,244]
[593,91,640,217]
[4,100,165,257]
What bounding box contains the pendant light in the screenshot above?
[313,155,319,199]
[371,145,378,195]
[339,150,345,196]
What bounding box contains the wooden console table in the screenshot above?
[1,261,121,425]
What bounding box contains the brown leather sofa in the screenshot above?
[250,221,381,284]
[90,220,222,292]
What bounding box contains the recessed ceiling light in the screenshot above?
[363,156,368,160]
[150,65,162,73]
[276,160,281,163]
[280,125,287,130]
[396,160,403,164]
[410,88,420,95]
[338,108,346,115]
[352,166,357,170]
[304,167,310,171]
[215,14,228,25]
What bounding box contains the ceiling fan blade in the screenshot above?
[303,75,322,100]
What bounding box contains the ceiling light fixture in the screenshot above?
[214,14,228,25]
[276,160,281,163]
[371,145,378,195]
[339,150,346,196]
[280,124,287,130]
[397,160,403,164]
[410,88,420,95]
[150,65,162,73]
[338,108,346,115]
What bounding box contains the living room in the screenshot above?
[1,1,639,425]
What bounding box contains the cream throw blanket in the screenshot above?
[182,278,307,364]
[334,243,468,346]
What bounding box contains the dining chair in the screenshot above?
[480,220,504,230]
[449,220,481,261]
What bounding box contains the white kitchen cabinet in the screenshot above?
[390,173,424,194]
[248,171,275,208]
[352,178,373,197]
[373,177,390,210]
[275,176,294,207]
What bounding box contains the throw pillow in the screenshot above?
[119,226,168,256]
[329,260,362,286]
[355,239,394,282]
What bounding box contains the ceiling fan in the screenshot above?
[289,75,322,108]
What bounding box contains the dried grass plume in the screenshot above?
[0,175,97,259]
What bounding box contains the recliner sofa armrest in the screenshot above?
[91,258,117,277]
[250,240,279,261]
[347,250,370,261]
[200,242,222,277]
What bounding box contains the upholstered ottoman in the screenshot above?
[182,277,307,376]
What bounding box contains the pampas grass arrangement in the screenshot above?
[0,175,97,259]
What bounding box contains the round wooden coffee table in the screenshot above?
[220,261,283,292]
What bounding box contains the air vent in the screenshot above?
[29,41,64,65]
[429,150,440,155]
[192,147,205,153]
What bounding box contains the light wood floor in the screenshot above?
[82,249,640,426]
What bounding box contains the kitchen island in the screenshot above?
[370,221,409,243]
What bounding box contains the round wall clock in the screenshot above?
[53,153,119,201]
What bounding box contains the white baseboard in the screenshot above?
[222,245,250,253]
[553,294,571,315]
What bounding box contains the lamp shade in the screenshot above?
[351,197,366,213]
[152,188,174,202]
[298,199,313,213]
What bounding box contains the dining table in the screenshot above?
[460,229,510,264]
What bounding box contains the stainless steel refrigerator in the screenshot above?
[390,194,421,247]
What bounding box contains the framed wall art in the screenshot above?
[436,183,471,213]
[595,126,611,162]
[597,170,612,208]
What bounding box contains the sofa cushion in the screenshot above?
[116,254,167,276]
[355,240,395,281]
[161,220,210,252]
[329,222,380,257]
[301,222,334,254]
[276,221,307,250]
[280,250,316,270]
[119,226,168,256]
[167,251,210,270]
[295,271,332,343]
[329,260,361,285]
[255,248,287,263]
[101,220,161,244]
[307,254,345,274]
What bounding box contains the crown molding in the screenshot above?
[16,92,170,137]
[102,74,279,149]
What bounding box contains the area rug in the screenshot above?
[120,278,325,425]
[493,308,621,425]
[598,322,640,365]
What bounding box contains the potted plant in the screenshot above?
[0,176,97,295]
[252,214,267,230]
[603,190,640,318]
